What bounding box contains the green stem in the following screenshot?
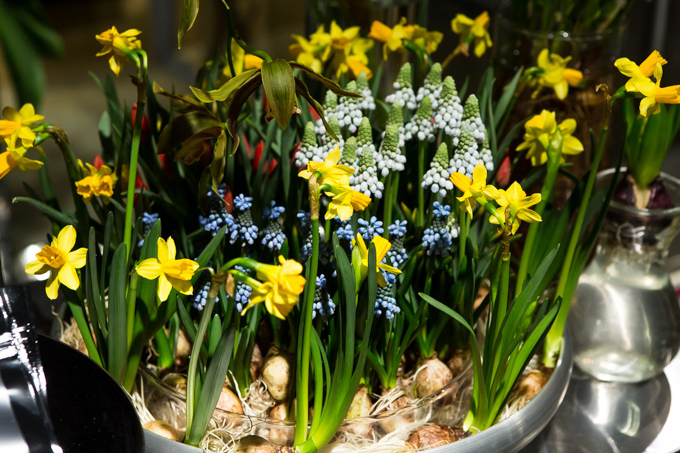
[544,126,609,367]
[459,213,470,267]
[295,217,319,446]
[383,173,393,237]
[417,142,427,227]
[124,103,144,258]
[123,50,148,259]
[515,160,559,297]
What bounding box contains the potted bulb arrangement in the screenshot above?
[0,0,645,451]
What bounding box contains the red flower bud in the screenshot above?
[496,154,511,188]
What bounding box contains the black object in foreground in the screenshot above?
[39,335,145,453]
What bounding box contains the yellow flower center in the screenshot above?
[162,259,196,281]
[36,245,67,269]
[331,36,351,50]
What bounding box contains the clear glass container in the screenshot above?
[137,358,473,451]
[570,169,680,383]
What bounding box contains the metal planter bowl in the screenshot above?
[145,331,572,452]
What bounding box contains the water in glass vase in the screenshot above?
[573,256,680,383]
[569,169,680,383]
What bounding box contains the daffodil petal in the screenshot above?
[69,248,88,269]
[57,263,80,291]
[56,225,77,253]
[157,274,173,302]
[45,272,60,300]
[371,236,392,262]
[450,172,471,192]
[25,259,49,275]
[517,208,542,223]
[167,276,193,295]
[136,258,163,280]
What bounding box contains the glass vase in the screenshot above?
[570,168,680,383]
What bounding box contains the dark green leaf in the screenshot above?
[261,60,297,129]
[108,243,129,384]
[178,0,199,48]
[12,197,76,226]
[186,327,235,445]
[157,111,224,156]
[190,69,259,103]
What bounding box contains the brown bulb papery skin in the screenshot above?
[415,355,453,398]
[262,347,293,402]
[143,420,181,442]
[341,385,375,437]
[377,394,413,433]
[517,370,547,400]
[268,403,294,446]
[233,435,295,453]
[174,329,192,368]
[406,424,467,450]
[213,385,244,427]
[447,349,471,376]
[251,343,264,381]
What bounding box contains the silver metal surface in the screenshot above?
[0,372,30,453]
[523,341,680,453]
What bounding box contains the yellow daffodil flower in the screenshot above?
[95,26,142,76]
[289,33,324,74]
[0,139,43,179]
[451,11,492,58]
[353,235,401,287]
[25,225,87,300]
[136,237,199,302]
[308,24,331,49]
[630,64,680,117]
[489,182,542,234]
[516,110,584,166]
[369,18,410,60]
[341,38,374,79]
[326,21,360,55]
[242,256,305,319]
[75,160,117,203]
[298,146,355,184]
[410,25,443,55]
[323,180,372,221]
[290,23,372,80]
[615,50,667,92]
[0,104,44,148]
[450,163,501,218]
[531,49,583,100]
